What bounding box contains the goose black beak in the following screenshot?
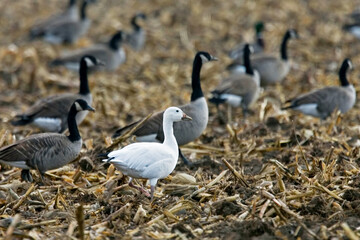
[97,60,106,66]
[86,106,96,112]
[182,113,192,121]
[210,56,218,61]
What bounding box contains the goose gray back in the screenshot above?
[0,99,95,182]
[11,56,101,132]
[41,0,92,44]
[282,59,355,119]
[29,0,79,40]
[125,13,147,51]
[112,52,217,164]
[50,31,125,71]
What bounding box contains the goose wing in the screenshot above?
[0,133,67,170]
[107,143,174,178]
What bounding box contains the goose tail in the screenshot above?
[10,115,33,126]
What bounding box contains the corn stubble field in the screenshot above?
[0,0,360,239]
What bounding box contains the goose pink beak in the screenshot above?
[182,113,192,121]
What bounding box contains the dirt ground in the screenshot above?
[0,0,360,239]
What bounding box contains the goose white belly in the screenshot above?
[292,103,321,117]
[219,93,243,107]
[33,118,62,132]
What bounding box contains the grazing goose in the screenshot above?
[228,29,298,86]
[29,0,79,40]
[125,13,147,51]
[50,31,125,71]
[209,44,260,118]
[0,99,94,182]
[282,59,355,119]
[229,21,265,60]
[39,0,92,44]
[112,51,217,165]
[11,55,102,132]
[104,107,192,200]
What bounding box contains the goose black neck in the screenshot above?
[131,16,140,31]
[280,32,291,60]
[79,59,90,95]
[109,33,121,50]
[69,0,76,7]
[339,62,350,86]
[67,105,81,142]
[256,33,265,49]
[243,49,254,75]
[191,55,204,101]
[80,1,87,20]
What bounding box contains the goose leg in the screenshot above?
[216,104,226,125]
[128,178,151,198]
[21,169,33,182]
[150,185,156,201]
[179,148,193,166]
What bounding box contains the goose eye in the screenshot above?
[176,110,179,112]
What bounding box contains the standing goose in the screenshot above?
[104,107,192,200]
[210,44,260,118]
[112,52,217,165]
[40,0,92,44]
[229,21,265,60]
[125,13,147,51]
[29,0,79,40]
[0,99,95,182]
[228,29,298,86]
[11,55,102,133]
[282,59,355,119]
[50,31,125,71]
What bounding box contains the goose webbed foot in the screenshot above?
[21,169,33,182]
[179,148,193,166]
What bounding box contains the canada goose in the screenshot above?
[29,0,79,39]
[0,99,94,182]
[282,59,355,119]
[112,51,217,165]
[229,21,265,60]
[125,13,147,51]
[103,107,191,200]
[209,44,260,118]
[39,0,92,44]
[11,55,102,132]
[50,31,125,71]
[228,29,298,86]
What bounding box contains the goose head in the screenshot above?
[254,21,265,33]
[287,29,299,39]
[74,99,95,112]
[343,58,353,70]
[164,107,192,123]
[81,55,105,67]
[109,31,124,50]
[197,51,218,64]
[243,44,254,55]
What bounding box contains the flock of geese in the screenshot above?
[0,0,358,200]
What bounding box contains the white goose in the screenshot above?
[103,107,192,200]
